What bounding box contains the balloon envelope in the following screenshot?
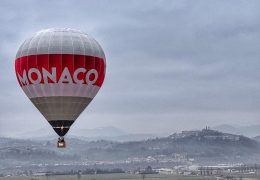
[15,28,106,137]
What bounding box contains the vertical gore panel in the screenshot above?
[85,56,95,85]
[95,57,101,75]
[85,56,95,70]
[15,58,22,86]
[74,55,85,68]
[20,56,28,75]
[95,58,104,86]
[37,54,49,69]
[74,55,85,82]
[27,55,37,69]
[15,58,20,74]
[37,54,49,83]
[49,54,62,80]
[27,55,37,82]
[62,54,74,77]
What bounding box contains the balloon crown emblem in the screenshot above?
[15,28,106,148]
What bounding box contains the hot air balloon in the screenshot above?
[15,28,106,148]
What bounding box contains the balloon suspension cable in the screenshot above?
[57,136,66,148]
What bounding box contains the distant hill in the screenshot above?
[1,128,260,174]
[11,124,260,141]
[72,126,128,137]
[12,126,164,142]
[253,135,260,142]
[12,126,127,139]
[212,124,260,137]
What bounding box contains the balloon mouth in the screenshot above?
[48,120,74,136]
[57,137,66,148]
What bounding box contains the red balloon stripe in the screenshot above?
[15,54,105,87]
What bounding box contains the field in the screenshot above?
[1,174,260,180]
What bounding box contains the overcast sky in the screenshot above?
[0,0,260,136]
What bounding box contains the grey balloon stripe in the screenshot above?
[30,96,92,121]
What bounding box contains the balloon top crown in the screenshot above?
[16,28,105,60]
[35,28,88,35]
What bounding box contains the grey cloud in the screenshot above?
[0,0,260,135]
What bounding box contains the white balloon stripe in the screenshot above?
[21,83,100,99]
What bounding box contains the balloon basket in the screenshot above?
[57,137,66,148]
